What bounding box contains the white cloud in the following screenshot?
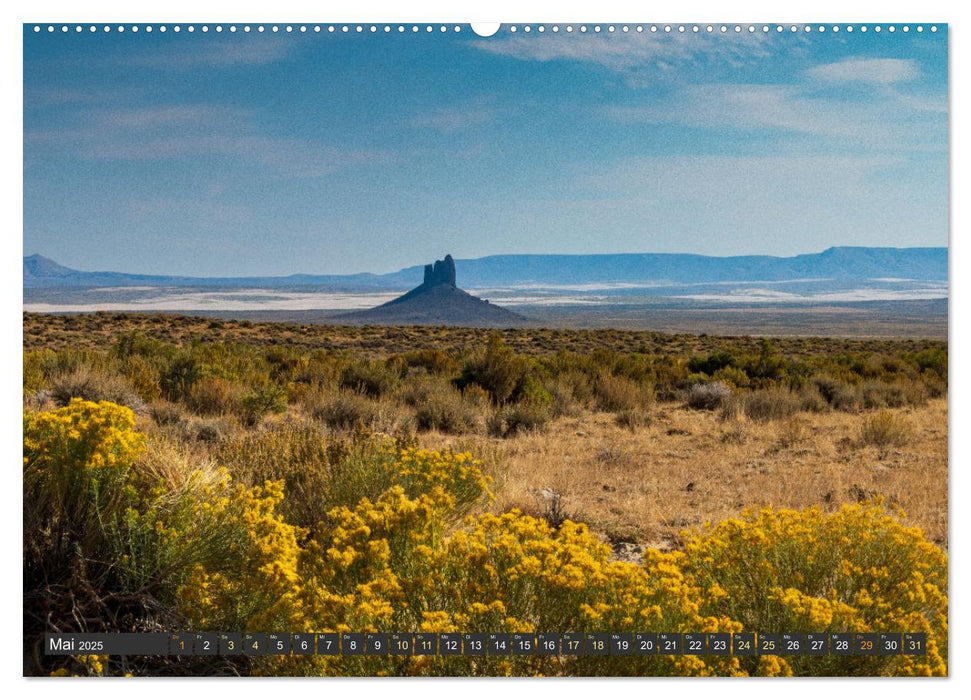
[603,82,946,150]
[806,58,920,84]
[469,31,772,77]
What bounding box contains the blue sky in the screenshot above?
[23,24,948,276]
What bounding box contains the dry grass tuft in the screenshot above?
[860,410,915,448]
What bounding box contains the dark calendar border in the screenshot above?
[45,632,927,657]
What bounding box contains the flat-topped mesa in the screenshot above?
[423,254,456,287]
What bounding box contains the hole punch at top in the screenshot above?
[471,23,501,37]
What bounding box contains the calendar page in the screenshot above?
[22,20,948,678]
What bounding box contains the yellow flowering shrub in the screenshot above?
[323,438,493,520]
[24,401,947,677]
[24,399,144,566]
[176,478,308,632]
[178,442,495,674]
[677,501,947,676]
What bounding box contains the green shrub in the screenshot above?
[24,350,51,396]
[687,350,736,376]
[488,402,552,437]
[120,355,162,402]
[910,346,947,380]
[340,360,400,398]
[711,365,751,389]
[315,392,378,430]
[796,386,829,413]
[238,384,288,426]
[160,354,201,402]
[414,391,481,434]
[398,348,459,376]
[513,373,554,407]
[861,380,929,409]
[458,335,525,404]
[594,373,653,412]
[186,376,241,416]
[813,375,861,411]
[743,389,798,423]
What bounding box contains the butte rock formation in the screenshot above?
[336,254,526,327]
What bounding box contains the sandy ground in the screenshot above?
[420,400,948,558]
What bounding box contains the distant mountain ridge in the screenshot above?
[24,247,948,290]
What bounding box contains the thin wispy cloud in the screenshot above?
[469,31,773,78]
[124,38,293,70]
[806,58,920,84]
[410,102,500,133]
[604,80,946,150]
[25,104,395,178]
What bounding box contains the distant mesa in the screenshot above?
[336,254,527,327]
